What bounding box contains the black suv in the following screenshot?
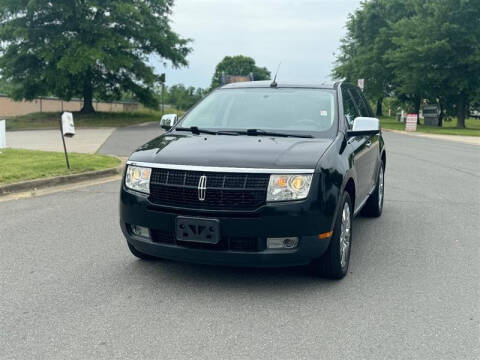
[120,81,386,279]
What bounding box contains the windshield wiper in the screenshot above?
[174,127,245,136]
[174,127,313,138]
[239,129,314,138]
[174,126,218,135]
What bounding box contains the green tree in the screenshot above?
[333,0,414,116]
[0,0,191,113]
[165,84,206,111]
[386,0,480,128]
[211,55,270,89]
[0,76,10,94]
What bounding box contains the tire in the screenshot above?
[362,162,385,217]
[311,192,353,279]
[127,242,160,261]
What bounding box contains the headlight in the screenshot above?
[267,174,313,201]
[125,165,151,194]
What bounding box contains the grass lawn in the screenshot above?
[4,108,185,131]
[380,116,480,136]
[0,148,121,186]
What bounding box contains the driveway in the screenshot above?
[97,123,163,156]
[5,122,162,156]
[0,132,479,359]
[6,128,116,154]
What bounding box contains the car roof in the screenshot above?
[220,80,338,90]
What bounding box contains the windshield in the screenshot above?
[179,88,337,136]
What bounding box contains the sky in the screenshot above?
[153,0,362,88]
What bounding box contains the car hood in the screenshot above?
[128,133,334,170]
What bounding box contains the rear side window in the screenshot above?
[341,86,359,128]
[349,87,372,118]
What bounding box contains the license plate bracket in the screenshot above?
[175,217,220,244]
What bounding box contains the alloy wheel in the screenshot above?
[378,165,384,210]
[339,202,351,268]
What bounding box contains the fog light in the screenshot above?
[267,237,299,249]
[130,225,150,239]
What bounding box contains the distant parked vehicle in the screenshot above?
[470,109,480,119]
[422,105,441,126]
[160,113,178,128]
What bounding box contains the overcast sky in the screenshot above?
[153,0,362,88]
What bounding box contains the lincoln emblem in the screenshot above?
[198,175,207,201]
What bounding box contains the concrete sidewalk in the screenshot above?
[384,129,480,145]
[5,128,115,154]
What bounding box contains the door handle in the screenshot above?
[366,140,372,147]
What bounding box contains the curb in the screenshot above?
[0,163,125,196]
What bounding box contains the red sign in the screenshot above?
[406,114,417,132]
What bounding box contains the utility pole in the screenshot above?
[162,83,165,116]
[160,73,166,116]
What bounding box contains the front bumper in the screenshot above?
[120,187,334,267]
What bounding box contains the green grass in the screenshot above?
[5,108,185,131]
[0,148,121,186]
[380,116,480,136]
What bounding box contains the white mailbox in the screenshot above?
[0,120,5,149]
[61,112,75,137]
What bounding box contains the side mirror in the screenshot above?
[347,117,380,137]
[160,113,179,132]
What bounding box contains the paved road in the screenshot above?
[1,132,479,360]
[97,123,163,157]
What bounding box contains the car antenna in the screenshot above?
[270,62,282,88]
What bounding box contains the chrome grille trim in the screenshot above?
[126,161,315,174]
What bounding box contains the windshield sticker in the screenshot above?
[320,110,328,116]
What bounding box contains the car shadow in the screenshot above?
[115,215,383,295]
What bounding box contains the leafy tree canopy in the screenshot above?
[0,75,11,94]
[0,0,191,112]
[211,55,270,89]
[163,84,206,111]
[386,0,480,127]
[334,0,480,127]
[333,0,415,116]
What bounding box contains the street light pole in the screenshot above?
[162,83,165,116]
[159,73,166,116]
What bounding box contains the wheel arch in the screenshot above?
[343,177,356,213]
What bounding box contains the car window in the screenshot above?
[349,87,371,117]
[358,90,373,117]
[341,86,359,129]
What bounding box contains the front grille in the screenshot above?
[149,169,269,211]
[150,229,259,252]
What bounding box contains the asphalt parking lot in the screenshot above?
[1,131,479,360]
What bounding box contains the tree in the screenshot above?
[386,0,480,128]
[0,76,10,94]
[0,0,191,113]
[210,55,270,89]
[333,0,414,116]
[335,0,480,127]
[165,84,206,111]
